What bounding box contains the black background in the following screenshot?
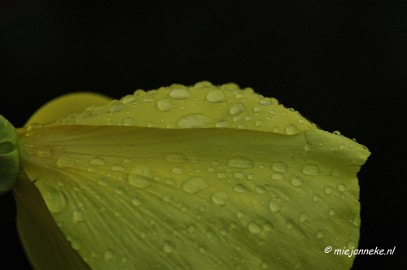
[0,0,405,269]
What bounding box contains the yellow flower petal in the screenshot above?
[14,82,369,269]
[13,92,111,270]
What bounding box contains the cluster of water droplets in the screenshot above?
[51,81,313,136]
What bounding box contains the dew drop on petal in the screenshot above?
[229,103,246,115]
[269,201,280,213]
[302,164,320,176]
[227,156,254,169]
[324,186,333,195]
[56,157,74,168]
[182,177,209,194]
[248,222,262,234]
[271,173,284,181]
[177,113,210,128]
[91,157,105,166]
[206,89,225,102]
[284,124,298,135]
[212,191,229,206]
[290,177,303,187]
[272,162,288,173]
[169,85,190,99]
[163,241,176,254]
[104,249,116,261]
[128,166,153,188]
[157,99,173,111]
[337,183,346,192]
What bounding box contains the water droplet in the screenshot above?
[169,85,190,99]
[216,172,226,179]
[234,184,246,193]
[42,188,67,214]
[165,153,188,163]
[71,239,82,250]
[219,228,228,236]
[337,183,346,192]
[331,169,340,177]
[324,186,333,195]
[271,173,284,181]
[171,166,183,174]
[272,162,287,173]
[212,191,229,206]
[120,94,135,104]
[316,230,324,239]
[73,209,85,223]
[115,187,125,195]
[253,106,262,112]
[91,157,105,166]
[56,157,74,168]
[112,164,125,172]
[26,122,42,131]
[182,177,208,194]
[109,102,124,112]
[35,147,53,158]
[285,124,298,135]
[269,201,280,212]
[328,209,336,216]
[312,194,320,202]
[234,172,246,179]
[333,130,341,135]
[347,240,356,249]
[248,222,261,234]
[157,99,172,111]
[215,120,229,128]
[163,241,176,254]
[206,89,225,102]
[299,213,308,223]
[255,185,266,194]
[227,156,254,169]
[132,198,141,206]
[177,113,210,128]
[104,249,116,261]
[290,177,303,187]
[195,81,213,88]
[128,166,153,188]
[351,215,360,227]
[161,195,171,203]
[302,164,320,176]
[259,98,272,106]
[229,103,245,115]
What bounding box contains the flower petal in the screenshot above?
[17,82,369,270]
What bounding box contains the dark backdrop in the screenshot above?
[0,0,405,269]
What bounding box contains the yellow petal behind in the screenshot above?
[17,83,369,269]
[27,92,111,124]
[14,92,111,270]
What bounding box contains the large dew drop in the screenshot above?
[177,113,211,128]
[206,89,225,102]
[182,177,209,194]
